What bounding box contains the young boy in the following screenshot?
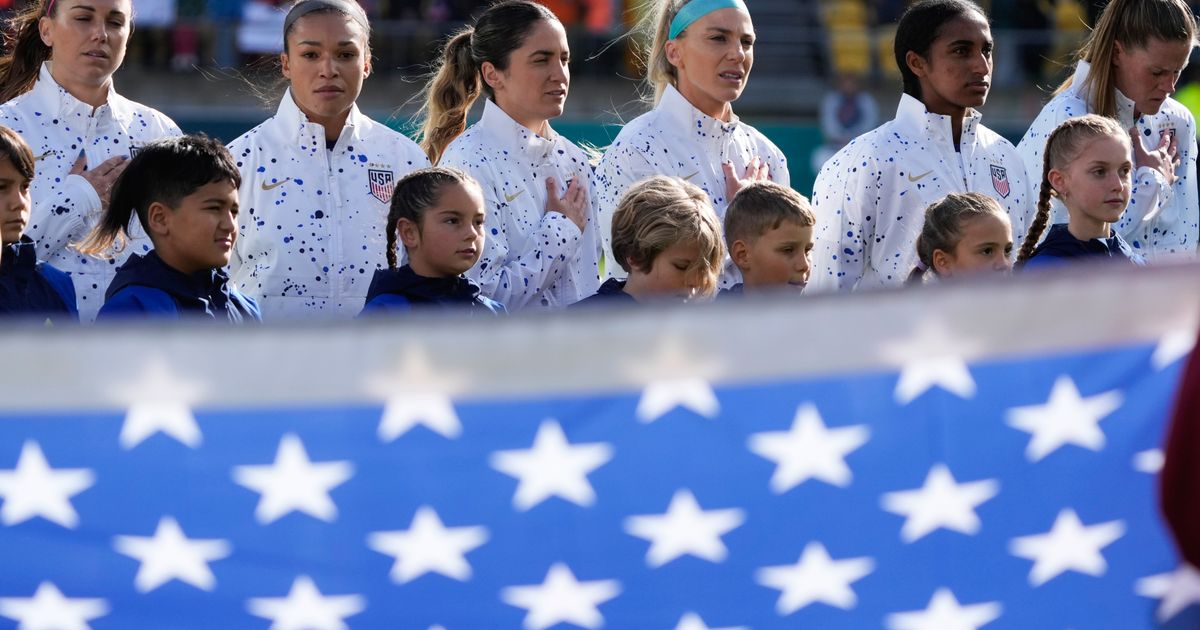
[0,125,76,322]
[722,181,816,296]
[79,135,261,321]
[574,176,724,306]
[361,167,504,314]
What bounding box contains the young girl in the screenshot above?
[0,0,182,321]
[906,192,1013,284]
[1019,115,1144,268]
[810,0,1032,292]
[418,0,600,311]
[79,135,260,321]
[1017,0,1196,260]
[361,167,504,314]
[0,125,76,320]
[594,0,789,285]
[229,0,430,320]
[575,176,724,306]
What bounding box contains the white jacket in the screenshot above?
[1016,61,1198,258]
[593,84,790,283]
[0,62,180,321]
[810,94,1033,292]
[229,90,430,320]
[439,99,600,310]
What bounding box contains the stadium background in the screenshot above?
[6,0,1189,194]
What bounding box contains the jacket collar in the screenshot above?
[365,265,483,305]
[478,99,560,160]
[106,250,236,314]
[275,88,367,148]
[893,93,981,151]
[0,235,37,275]
[1069,60,1138,128]
[656,83,742,143]
[28,61,133,125]
[1038,223,1134,259]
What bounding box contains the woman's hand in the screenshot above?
[73,153,129,211]
[1131,127,1180,187]
[723,157,770,201]
[545,176,588,232]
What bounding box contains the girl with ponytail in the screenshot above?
[1018,115,1145,268]
[0,0,181,322]
[227,0,430,321]
[906,192,1013,284]
[1016,0,1198,260]
[416,0,600,311]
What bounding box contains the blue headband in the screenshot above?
[669,0,748,40]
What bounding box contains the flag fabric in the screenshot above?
[0,264,1197,629]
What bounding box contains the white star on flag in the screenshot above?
[365,347,468,441]
[111,356,206,450]
[1134,448,1165,474]
[674,611,747,630]
[0,582,108,630]
[366,506,489,584]
[894,356,977,405]
[1009,508,1125,586]
[885,588,1002,630]
[490,420,613,511]
[232,433,354,524]
[627,336,723,423]
[747,404,869,492]
[1005,376,1123,462]
[500,563,621,630]
[0,441,94,528]
[881,464,999,543]
[637,378,720,423]
[755,542,874,614]
[1136,564,1200,623]
[623,489,746,567]
[246,575,365,630]
[881,320,983,405]
[113,516,232,593]
[1152,328,1196,370]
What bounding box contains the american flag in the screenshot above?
[0,263,1197,629]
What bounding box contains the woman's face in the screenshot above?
[483,19,571,133]
[281,11,370,130]
[665,8,755,121]
[39,0,132,89]
[1113,37,1192,115]
[908,12,993,116]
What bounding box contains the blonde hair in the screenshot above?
[611,175,725,297]
[1056,0,1197,118]
[724,181,815,247]
[1017,114,1130,263]
[637,0,751,105]
[908,192,1009,283]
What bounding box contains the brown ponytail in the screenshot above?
[419,29,480,165]
[0,1,55,104]
[1017,156,1055,263]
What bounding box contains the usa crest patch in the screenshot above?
[368,169,395,203]
[990,164,1010,199]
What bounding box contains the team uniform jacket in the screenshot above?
[1023,223,1145,268]
[439,100,600,310]
[1016,61,1198,258]
[228,90,429,320]
[571,277,636,307]
[359,265,505,315]
[0,62,180,321]
[0,235,76,322]
[810,94,1033,292]
[593,84,790,284]
[98,251,261,321]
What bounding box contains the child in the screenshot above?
[722,181,816,296]
[574,176,724,306]
[78,135,261,321]
[361,167,504,314]
[906,192,1013,283]
[1018,115,1145,268]
[0,125,76,321]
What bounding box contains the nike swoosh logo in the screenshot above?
[504,189,525,203]
[682,171,700,181]
[33,150,55,162]
[908,170,933,183]
[261,178,292,191]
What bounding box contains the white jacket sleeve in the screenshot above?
[467,184,583,310]
[810,148,876,292]
[26,173,101,261]
[594,145,657,276]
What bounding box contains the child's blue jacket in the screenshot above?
[0,236,77,322]
[98,251,261,322]
[360,265,505,315]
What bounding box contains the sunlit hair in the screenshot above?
[636,0,753,105]
[723,181,814,247]
[907,192,1009,283]
[1017,114,1130,263]
[384,166,481,269]
[610,175,725,298]
[283,0,371,54]
[1056,0,1197,118]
